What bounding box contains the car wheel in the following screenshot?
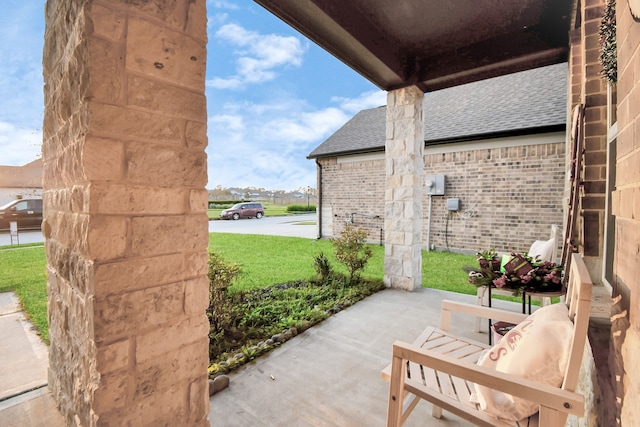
[256,212,263,219]
[232,213,240,220]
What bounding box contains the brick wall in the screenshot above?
[43,1,210,425]
[321,157,386,243]
[611,0,640,425]
[319,134,566,256]
[578,0,609,266]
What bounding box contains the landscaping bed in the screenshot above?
[207,277,384,377]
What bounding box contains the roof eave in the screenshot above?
[308,124,566,159]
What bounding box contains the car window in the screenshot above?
[14,201,29,212]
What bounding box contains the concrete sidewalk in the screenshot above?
[0,292,64,427]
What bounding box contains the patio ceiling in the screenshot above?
[254,0,573,92]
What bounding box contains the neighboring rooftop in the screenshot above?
[308,62,567,159]
[0,159,42,189]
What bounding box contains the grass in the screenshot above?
[0,245,48,343]
[422,250,479,293]
[208,234,487,296]
[209,233,385,291]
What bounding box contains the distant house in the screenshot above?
[0,159,43,205]
[308,63,567,254]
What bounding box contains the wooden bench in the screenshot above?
[381,253,592,426]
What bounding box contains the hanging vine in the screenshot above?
[599,0,617,84]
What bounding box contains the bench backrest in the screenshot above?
[561,253,593,392]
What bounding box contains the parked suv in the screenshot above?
[0,198,43,231]
[219,202,264,220]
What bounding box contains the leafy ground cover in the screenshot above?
[207,226,386,375]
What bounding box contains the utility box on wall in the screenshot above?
[447,198,460,211]
[425,175,445,195]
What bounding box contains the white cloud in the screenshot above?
[261,108,349,146]
[0,121,42,166]
[206,23,306,89]
[333,90,387,113]
[206,90,387,190]
[0,4,44,136]
[207,0,240,10]
[207,13,228,29]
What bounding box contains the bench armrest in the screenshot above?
[439,299,529,331]
[390,340,584,416]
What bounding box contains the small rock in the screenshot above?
[209,375,230,396]
[234,353,245,360]
[265,339,274,346]
[271,333,284,343]
[290,327,298,336]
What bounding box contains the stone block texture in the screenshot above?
[43,0,209,425]
[384,87,424,290]
[318,137,565,257]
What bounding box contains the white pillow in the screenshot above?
[473,303,572,421]
[528,237,555,262]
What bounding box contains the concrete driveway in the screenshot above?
[0,213,319,247]
[0,229,44,246]
[209,213,317,239]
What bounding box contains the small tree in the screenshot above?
[330,224,373,284]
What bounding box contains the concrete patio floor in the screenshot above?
[209,287,524,427]
[0,286,526,426]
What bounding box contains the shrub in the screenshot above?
[313,252,333,285]
[207,252,242,351]
[286,204,316,212]
[208,202,234,209]
[330,224,373,284]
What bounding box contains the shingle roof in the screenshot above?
[308,63,567,159]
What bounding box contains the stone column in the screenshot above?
[42,1,210,425]
[384,87,424,290]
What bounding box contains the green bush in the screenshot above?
[207,252,243,354]
[313,252,333,285]
[286,204,316,212]
[330,224,373,284]
[208,202,234,209]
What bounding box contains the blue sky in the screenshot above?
[0,0,386,191]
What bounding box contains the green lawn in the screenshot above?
[0,235,489,344]
[209,233,479,294]
[0,245,48,343]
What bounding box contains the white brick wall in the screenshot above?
[319,133,565,256]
